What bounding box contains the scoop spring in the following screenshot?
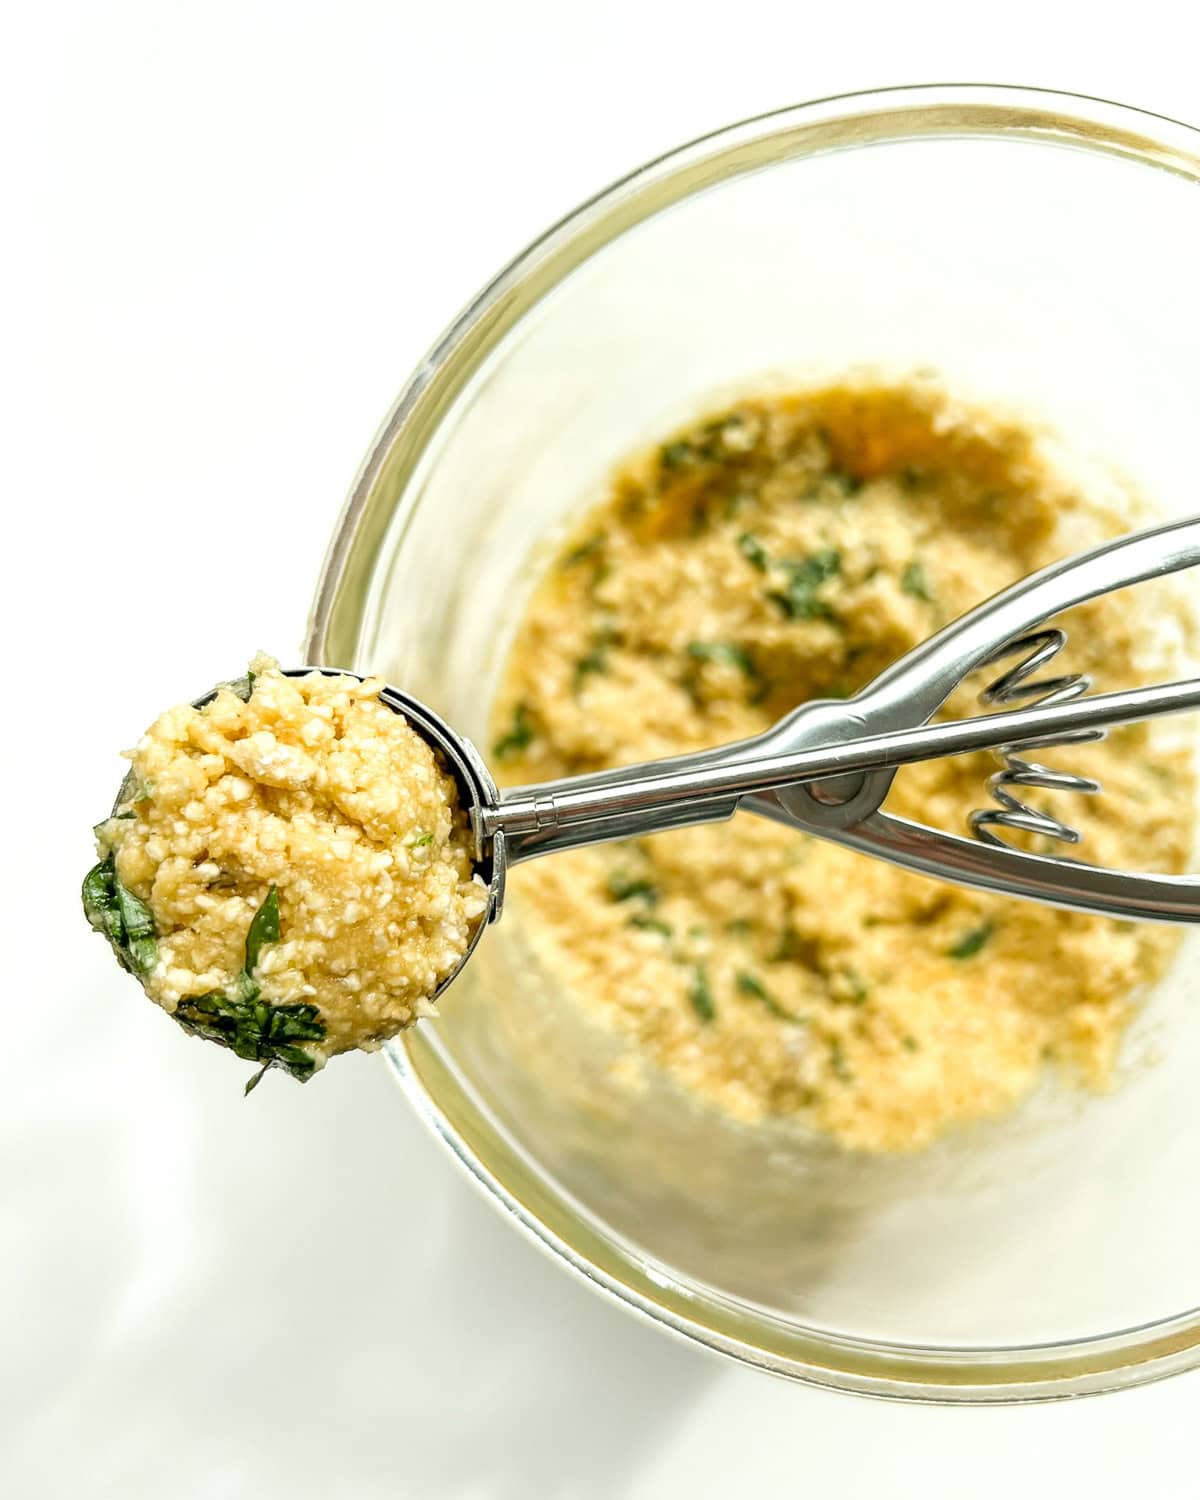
[968,629,1103,849]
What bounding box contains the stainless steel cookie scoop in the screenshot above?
[376,512,1200,1000]
[117,513,1200,1008]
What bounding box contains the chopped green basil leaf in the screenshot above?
[175,989,324,1087]
[573,649,608,689]
[114,880,157,975]
[686,640,756,675]
[607,873,659,905]
[769,549,841,620]
[493,703,535,760]
[737,532,769,571]
[947,922,994,960]
[628,914,673,937]
[660,439,700,470]
[839,970,870,1005]
[734,970,794,1022]
[564,533,607,567]
[244,886,280,974]
[901,560,934,602]
[690,965,716,1022]
[82,852,158,975]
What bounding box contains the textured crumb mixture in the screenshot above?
[490,379,1195,1152]
[87,656,487,1085]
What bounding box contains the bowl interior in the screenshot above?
[325,100,1200,1386]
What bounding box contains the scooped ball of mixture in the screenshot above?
[84,655,489,1088]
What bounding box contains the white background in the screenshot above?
[7,3,1200,1495]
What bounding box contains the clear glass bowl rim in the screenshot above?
[306,83,1200,1403]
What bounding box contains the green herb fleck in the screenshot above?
[736,970,800,1022]
[628,914,673,937]
[408,831,435,849]
[662,415,750,473]
[689,965,716,1023]
[725,918,754,937]
[573,622,622,691]
[770,929,796,962]
[607,873,659,905]
[687,640,756,675]
[901,560,934,602]
[115,879,158,975]
[244,886,280,975]
[564,533,607,567]
[837,970,870,1005]
[660,439,700,470]
[902,1035,920,1052]
[705,413,750,453]
[82,853,158,976]
[493,703,535,760]
[82,855,127,946]
[737,532,770,571]
[175,989,324,1091]
[829,1038,853,1082]
[685,638,769,704]
[947,922,994,960]
[573,648,608,689]
[769,549,841,620]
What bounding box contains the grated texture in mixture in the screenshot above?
[88,655,488,1083]
[490,379,1194,1152]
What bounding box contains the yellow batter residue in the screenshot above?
[490,378,1195,1152]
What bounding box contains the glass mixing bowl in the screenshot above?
[306,85,1200,1401]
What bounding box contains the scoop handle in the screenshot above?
[749,804,1200,925]
[491,676,1200,866]
[767,513,1200,829]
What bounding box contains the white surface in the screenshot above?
[8,3,1200,1494]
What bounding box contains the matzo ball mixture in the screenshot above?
[490,379,1195,1152]
[85,657,487,1087]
